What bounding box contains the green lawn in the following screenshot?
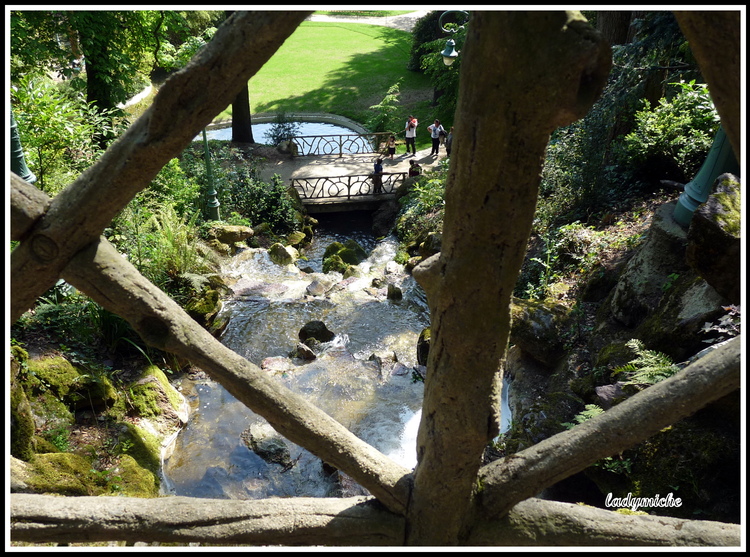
[217,21,433,129]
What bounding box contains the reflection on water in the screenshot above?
[195,122,358,144]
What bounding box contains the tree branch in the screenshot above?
[475,336,741,520]
[11,494,738,546]
[466,497,741,546]
[10,494,405,546]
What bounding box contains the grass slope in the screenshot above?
[218,21,432,126]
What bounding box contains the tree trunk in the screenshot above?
[232,84,255,143]
[225,9,255,144]
[408,11,611,545]
[673,11,741,162]
[596,11,633,45]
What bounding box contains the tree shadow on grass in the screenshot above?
[252,23,432,122]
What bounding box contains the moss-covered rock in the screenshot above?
[609,201,690,328]
[634,275,726,362]
[10,348,35,462]
[127,365,185,421]
[119,422,162,477]
[25,452,98,496]
[686,173,741,304]
[112,454,160,498]
[322,239,368,272]
[510,297,574,367]
[287,230,308,247]
[268,242,297,265]
[323,241,345,260]
[322,254,350,274]
[25,355,118,411]
[205,224,254,245]
[185,288,221,325]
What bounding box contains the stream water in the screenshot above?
[162,212,510,499]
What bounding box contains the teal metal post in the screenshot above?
[10,111,37,184]
[202,129,221,221]
[672,126,739,227]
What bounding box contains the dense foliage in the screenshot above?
[12,75,126,193]
[394,12,718,302]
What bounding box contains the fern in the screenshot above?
[562,404,604,430]
[614,339,680,386]
[179,272,211,295]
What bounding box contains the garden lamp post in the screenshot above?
[202,129,221,221]
[10,111,37,184]
[672,126,739,227]
[439,10,470,66]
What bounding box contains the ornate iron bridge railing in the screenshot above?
[291,132,393,157]
[291,172,407,202]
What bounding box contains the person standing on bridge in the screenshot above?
[372,158,384,194]
[405,115,418,156]
[387,135,396,159]
[427,119,445,157]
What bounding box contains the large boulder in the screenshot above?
[268,242,298,266]
[609,201,691,328]
[685,173,741,304]
[509,297,574,367]
[205,224,254,245]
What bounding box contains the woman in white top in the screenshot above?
[427,119,445,156]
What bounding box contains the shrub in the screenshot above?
[366,79,402,133]
[395,164,446,246]
[265,112,301,146]
[221,169,301,235]
[615,80,719,181]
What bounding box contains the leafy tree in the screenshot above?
[11,74,122,194]
[366,79,402,133]
[417,24,466,124]
[406,10,442,71]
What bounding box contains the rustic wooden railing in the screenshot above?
[291,172,406,201]
[291,132,392,157]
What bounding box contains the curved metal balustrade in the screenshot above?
[292,132,392,157]
[292,172,406,202]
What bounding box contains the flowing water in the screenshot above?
[162,212,511,499]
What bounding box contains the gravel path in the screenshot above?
[306,10,430,32]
